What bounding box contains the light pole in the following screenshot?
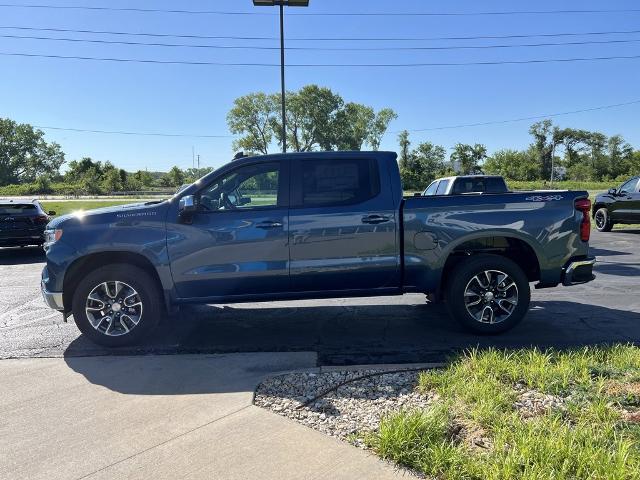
[252,0,309,153]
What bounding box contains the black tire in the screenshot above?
[445,254,531,334]
[71,264,162,347]
[594,207,613,232]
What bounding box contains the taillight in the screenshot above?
[575,198,591,242]
[34,215,49,225]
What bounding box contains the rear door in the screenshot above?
[288,155,399,292]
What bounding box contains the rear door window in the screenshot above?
[297,158,380,207]
[435,180,450,195]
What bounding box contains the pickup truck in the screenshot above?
[422,175,509,196]
[41,151,596,346]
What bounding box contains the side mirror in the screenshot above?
[178,195,197,217]
[48,210,56,216]
[414,192,422,197]
[607,188,617,196]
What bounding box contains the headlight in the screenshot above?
[44,229,63,247]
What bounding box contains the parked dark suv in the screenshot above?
[0,199,55,247]
[592,176,640,232]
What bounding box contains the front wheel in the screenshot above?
[594,207,613,232]
[71,264,161,347]
[445,254,531,334]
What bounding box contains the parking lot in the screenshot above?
[1,230,638,365]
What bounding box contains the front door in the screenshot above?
[288,155,399,293]
[611,177,640,223]
[167,160,290,299]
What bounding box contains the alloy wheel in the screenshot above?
[463,270,519,324]
[85,281,143,336]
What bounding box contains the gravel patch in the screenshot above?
[513,382,567,419]
[254,369,434,448]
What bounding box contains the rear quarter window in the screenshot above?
[435,180,450,195]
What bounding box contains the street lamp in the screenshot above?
[252,0,310,153]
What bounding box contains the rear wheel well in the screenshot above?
[441,236,540,291]
[63,252,163,312]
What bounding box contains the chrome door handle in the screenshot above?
[256,221,283,229]
[362,215,390,224]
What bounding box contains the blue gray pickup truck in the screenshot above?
[41,151,595,346]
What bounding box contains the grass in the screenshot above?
[42,200,143,217]
[367,346,640,480]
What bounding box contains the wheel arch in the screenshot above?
[439,235,541,294]
[63,251,167,312]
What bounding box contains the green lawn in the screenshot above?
[367,346,640,480]
[42,200,141,217]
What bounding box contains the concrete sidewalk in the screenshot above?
[0,353,404,480]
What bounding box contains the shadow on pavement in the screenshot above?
[589,247,631,257]
[0,246,45,265]
[594,262,640,277]
[64,300,640,387]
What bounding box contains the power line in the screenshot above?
[4,33,640,51]
[33,125,232,138]
[398,100,640,133]
[3,25,639,42]
[0,4,639,16]
[3,51,640,67]
[33,100,640,139]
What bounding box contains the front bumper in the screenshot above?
[41,281,64,311]
[562,257,596,286]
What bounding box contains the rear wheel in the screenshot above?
[71,264,161,347]
[445,254,530,334]
[594,207,613,232]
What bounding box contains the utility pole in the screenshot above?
[252,1,310,153]
[197,155,200,169]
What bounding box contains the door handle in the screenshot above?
[256,221,283,229]
[361,214,390,224]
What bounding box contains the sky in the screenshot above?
[1,0,639,172]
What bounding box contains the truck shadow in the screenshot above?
[0,246,45,265]
[63,300,640,394]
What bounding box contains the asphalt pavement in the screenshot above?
[1,230,639,364]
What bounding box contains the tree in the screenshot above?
[226,92,279,155]
[228,85,396,153]
[162,166,186,187]
[529,120,561,180]
[367,108,398,151]
[0,118,65,185]
[450,143,487,175]
[483,148,541,180]
[397,131,447,190]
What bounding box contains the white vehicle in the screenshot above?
[423,175,509,196]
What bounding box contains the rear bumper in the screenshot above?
[562,257,596,286]
[41,280,64,311]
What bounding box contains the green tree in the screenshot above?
[450,143,487,175]
[0,118,65,185]
[529,120,561,180]
[229,85,396,153]
[483,148,541,180]
[227,92,279,155]
[162,166,186,187]
[367,108,398,151]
